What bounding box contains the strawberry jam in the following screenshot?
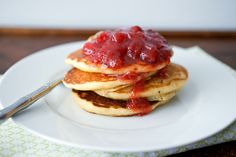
[81,26,172,115]
[127,80,152,115]
[127,98,152,116]
[82,26,172,69]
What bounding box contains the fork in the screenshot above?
[0,78,62,124]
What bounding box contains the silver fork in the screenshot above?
[0,78,62,124]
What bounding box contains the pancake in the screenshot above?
[94,63,188,100]
[63,68,155,90]
[66,49,169,75]
[72,90,171,117]
[66,31,171,75]
[63,26,188,117]
[147,91,177,101]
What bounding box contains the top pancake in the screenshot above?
[65,31,171,74]
[66,49,169,74]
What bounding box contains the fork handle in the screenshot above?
[0,79,62,124]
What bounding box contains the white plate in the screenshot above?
[0,42,236,152]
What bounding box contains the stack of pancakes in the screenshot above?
[63,29,188,116]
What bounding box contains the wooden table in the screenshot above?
[0,28,235,157]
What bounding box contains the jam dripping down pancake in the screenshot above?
[94,63,188,100]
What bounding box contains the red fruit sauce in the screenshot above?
[82,26,172,69]
[127,98,152,116]
[117,71,150,83]
[82,26,172,115]
[127,80,152,115]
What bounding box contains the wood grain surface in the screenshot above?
[0,28,235,157]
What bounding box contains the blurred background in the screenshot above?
[0,0,236,31]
